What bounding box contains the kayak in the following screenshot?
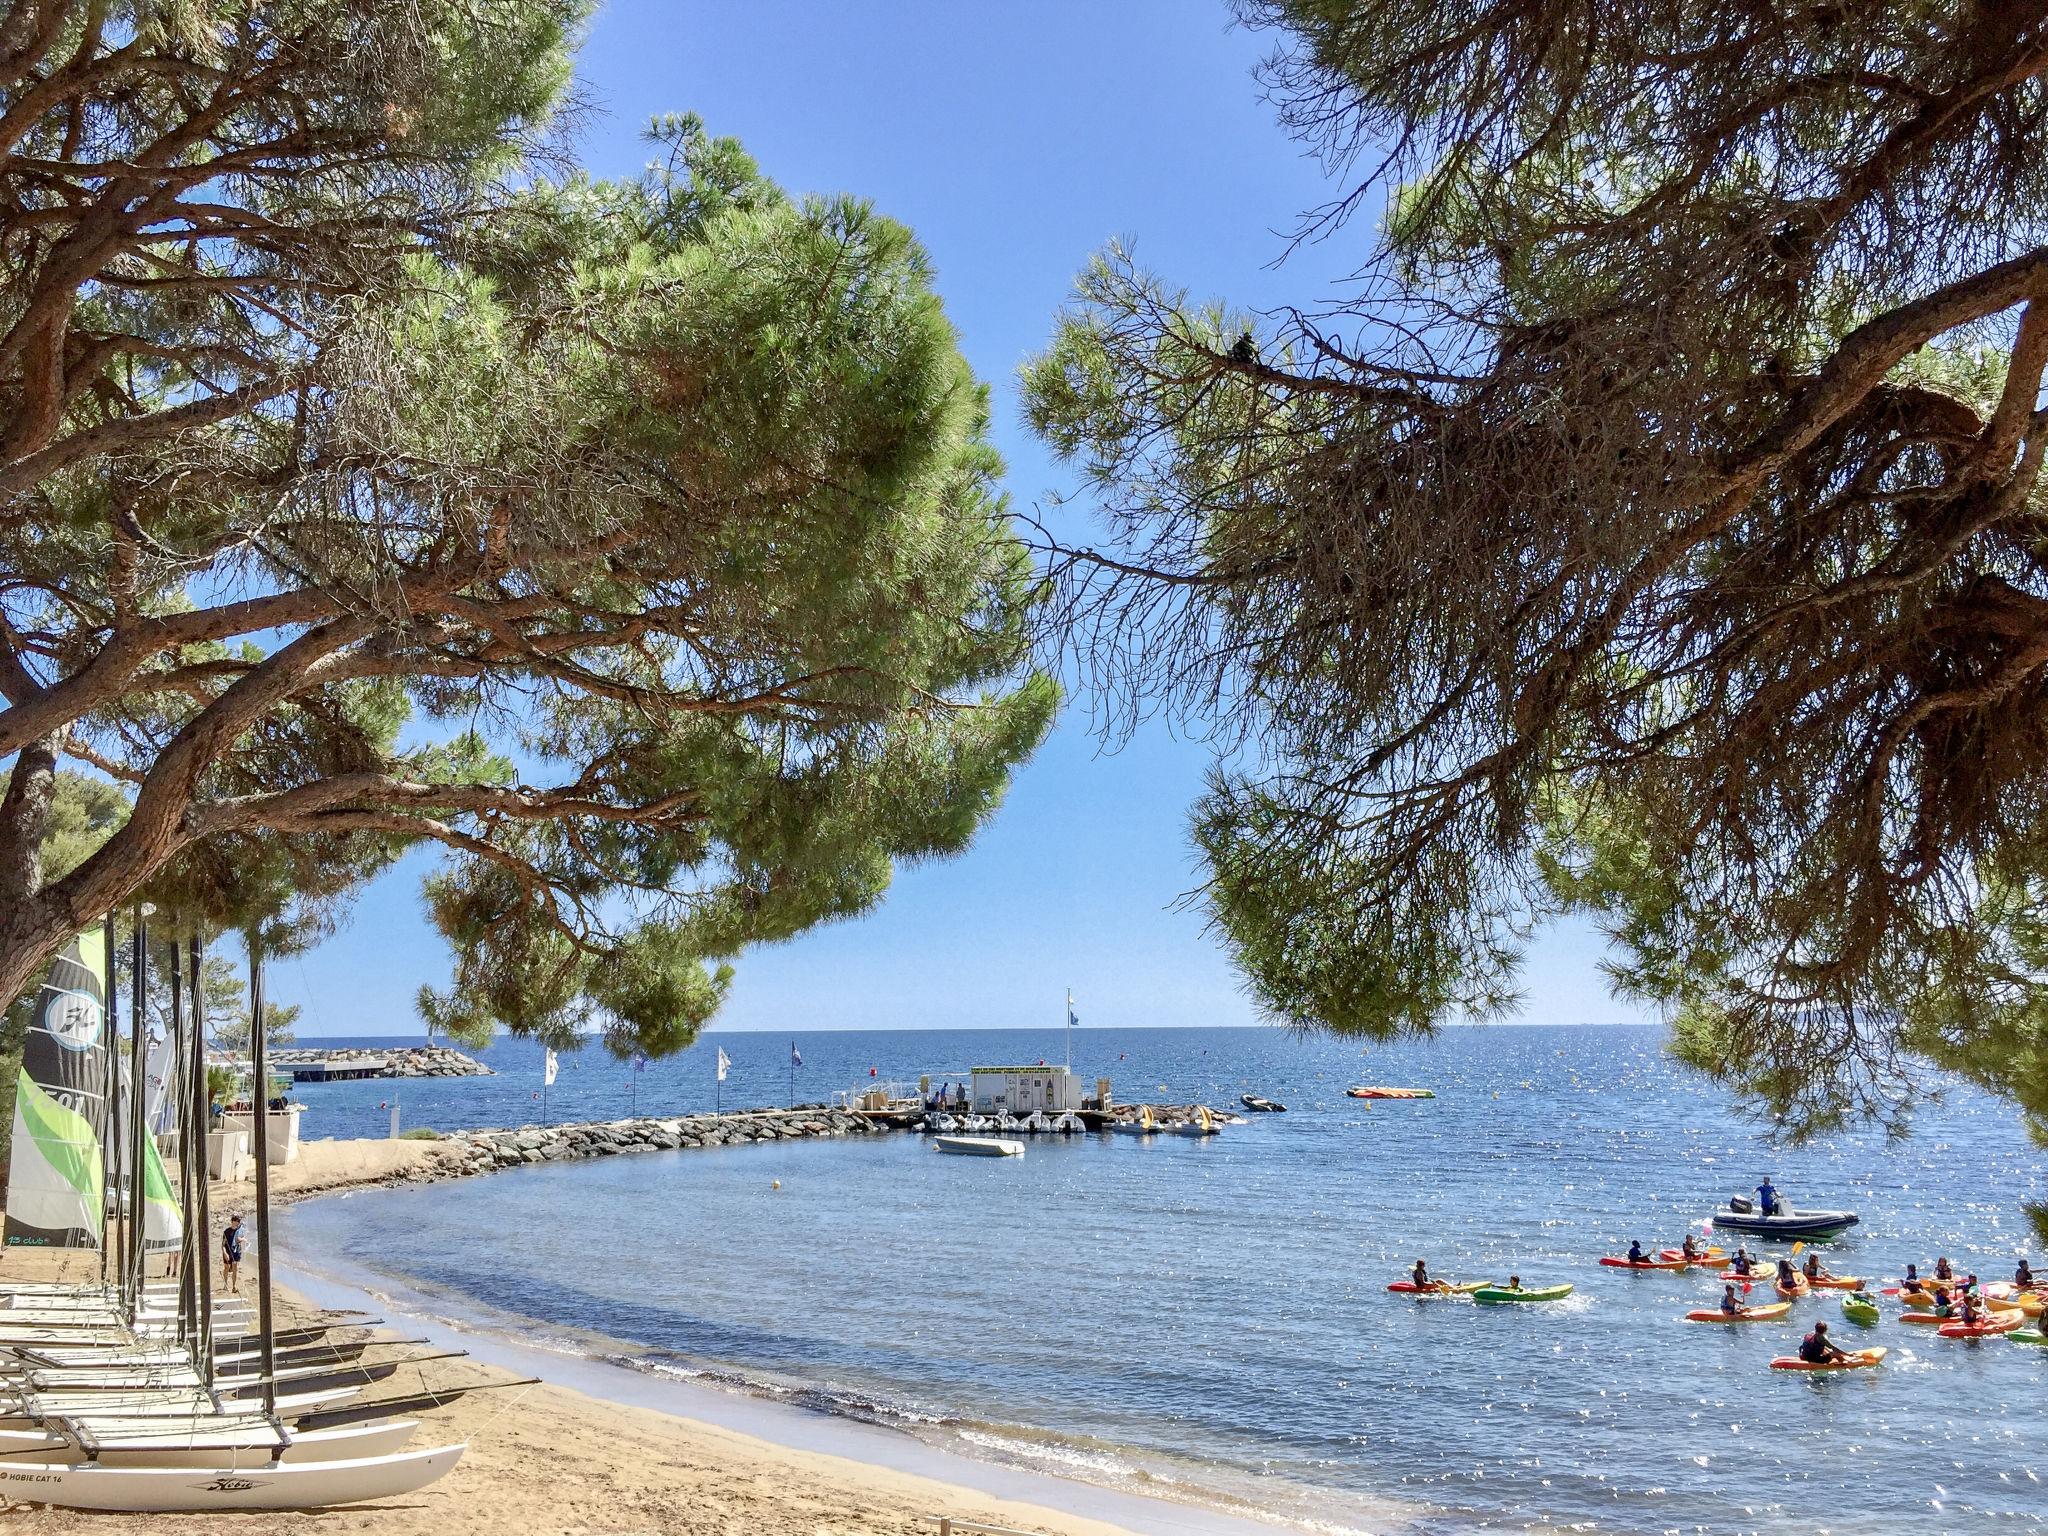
[1386,1281,1486,1295]
[2010,1329,2048,1346]
[1840,1294,1881,1326]
[1347,1086,1435,1100]
[1663,1248,1732,1268]
[1473,1284,1573,1304]
[1775,1280,1810,1299]
[1769,1347,1887,1373]
[1938,1312,2025,1339]
[1686,1302,1793,1323]
[1900,1311,1951,1326]
[1803,1275,1863,1291]
[1710,1198,1859,1240]
[1600,1256,1692,1270]
[1986,1293,2045,1317]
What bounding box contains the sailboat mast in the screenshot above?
[126,907,147,1312]
[189,934,214,1387]
[248,940,278,1415]
[99,921,116,1291]
[170,938,195,1352]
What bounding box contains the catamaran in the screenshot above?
[0,919,471,1511]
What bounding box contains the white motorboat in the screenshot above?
[1165,1107,1221,1137]
[932,1136,1025,1158]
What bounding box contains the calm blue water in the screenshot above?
[277,1025,2047,1534]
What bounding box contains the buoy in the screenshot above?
[772,1180,782,1191]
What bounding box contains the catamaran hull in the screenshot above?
[0,1418,419,1468]
[0,1442,464,1510]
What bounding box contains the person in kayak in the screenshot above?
[1934,1256,1955,1281]
[1798,1321,1847,1365]
[1506,1274,1522,1292]
[1627,1240,1650,1265]
[1730,1247,1755,1277]
[1929,1286,1954,1318]
[1681,1234,1703,1261]
[1903,1262,1922,1288]
[2018,1259,2036,1288]
[1412,1259,1432,1290]
[1756,1177,1780,1217]
[1719,1283,1749,1317]
[1776,1258,1802,1290]
[1801,1253,1835,1285]
[1958,1291,1982,1327]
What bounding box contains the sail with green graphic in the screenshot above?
[4,927,109,1248]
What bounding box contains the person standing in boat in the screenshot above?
[1756,1176,1780,1217]
[221,1213,245,1295]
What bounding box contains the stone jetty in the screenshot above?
[437,1106,883,1177]
[271,1044,493,1080]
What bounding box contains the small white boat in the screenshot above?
[1021,1111,1051,1133]
[1052,1113,1085,1134]
[932,1136,1025,1158]
[0,1441,464,1511]
[1165,1107,1221,1137]
[927,1113,959,1133]
[1110,1106,1159,1136]
[0,1417,419,1468]
[959,1114,990,1132]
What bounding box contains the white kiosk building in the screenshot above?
[969,1064,1078,1116]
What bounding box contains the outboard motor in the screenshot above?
[1727,1195,1755,1214]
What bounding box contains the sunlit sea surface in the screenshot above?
[276,1025,2046,1534]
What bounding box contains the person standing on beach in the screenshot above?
[221,1214,244,1295]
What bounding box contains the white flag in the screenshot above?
[543,1048,559,1087]
[716,1047,731,1083]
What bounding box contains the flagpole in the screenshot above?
[100,920,117,1293]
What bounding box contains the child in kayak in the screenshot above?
[1802,1253,1835,1285]
[1719,1284,1749,1317]
[1730,1248,1755,1277]
[1934,1256,1955,1282]
[1929,1287,1954,1318]
[1627,1241,1650,1265]
[2019,1259,2036,1288]
[1412,1259,1432,1290]
[1797,1321,1848,1365]
[1958,1291,1982,1327]
[1681,1234,1703,1261]
[1903,1262,1921,1289]
[1776,1258,1803,1290]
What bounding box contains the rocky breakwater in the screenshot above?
[441,1106,885,1176]
[271,1045,493,1078]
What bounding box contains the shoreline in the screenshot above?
[209,1137,1371,1536]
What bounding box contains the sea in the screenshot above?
[273,1024,2047,1535]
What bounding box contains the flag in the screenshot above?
[543,1048,558,1087]
[632,1054,647,1074]
[716,1047,731,1082]
[1067,990,1079,1028]
[791,1043,803,1069]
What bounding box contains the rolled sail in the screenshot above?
[4,927,109,1248]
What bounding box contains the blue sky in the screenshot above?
[274,0,1641,1039]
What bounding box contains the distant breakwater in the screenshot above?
[271,1044,494,1080]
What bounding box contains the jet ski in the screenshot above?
[1240,1094,1286,1113]
[1710,1194,1859,1239]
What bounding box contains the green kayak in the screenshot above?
[1841,1294,1881,1326]
[2010,1328,2048,1346]
[1474,1283,1574,1304]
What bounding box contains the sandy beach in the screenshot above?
[0,1140,1197,1536]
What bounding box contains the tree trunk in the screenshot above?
[0,733,57,911]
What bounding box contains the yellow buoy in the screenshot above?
[771,1180,782,1191]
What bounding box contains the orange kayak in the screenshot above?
[1601,1256,1692,1270]
[1686,1302,1793,1323]
[1804,1275,1863,1290]
[1770,1347,1887,1372]
[1347,1086,1436,1100]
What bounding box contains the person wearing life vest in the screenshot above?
[1627,1240,1650,1265]
[1798,1320,1847,1365]
[1719,1283,1749,1317]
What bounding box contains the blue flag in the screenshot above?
[790,1042,803,1068]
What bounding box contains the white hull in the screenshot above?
[0,1418,417,1468]
[0,1441,464,1510]
[0,1386,356,1430]
[932,1136,1024,1158]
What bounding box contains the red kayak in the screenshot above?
[1938,1312,2024,1339]
[1600,1256,1691,1270]
[1386,1281,1485,1295]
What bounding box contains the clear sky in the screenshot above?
[273,0,1642,1039]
